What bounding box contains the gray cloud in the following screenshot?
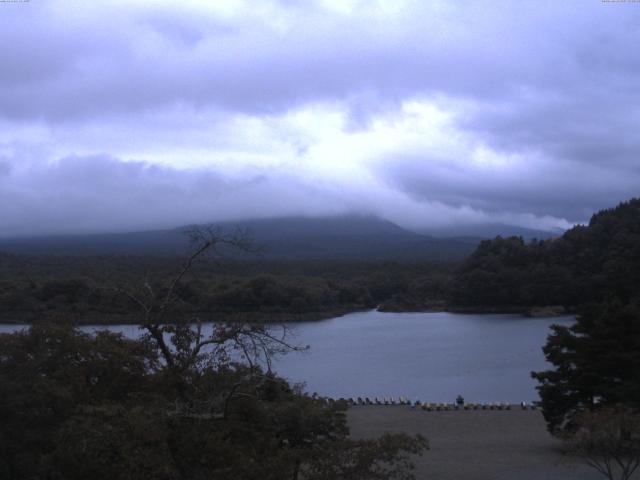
[3,2,625,121]
[377,154,639,224]
[0,152,576,238]
[0,155,349,237]
[0,1,638,236]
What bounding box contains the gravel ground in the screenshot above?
[347,405,635,480]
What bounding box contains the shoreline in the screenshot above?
[0,308,363,326]
[0,304,576,327]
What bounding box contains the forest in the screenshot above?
[451,198,640,309]
[0,255,452,324]
[1,199,639,324]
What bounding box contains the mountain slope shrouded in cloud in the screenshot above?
[0,215,493,262]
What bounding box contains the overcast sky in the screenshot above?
[1,0,639,237]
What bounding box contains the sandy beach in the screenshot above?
[348,405,634,480]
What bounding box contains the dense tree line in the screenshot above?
[451,198,640,308]
[0,256,453,323]
[525,198,640,467]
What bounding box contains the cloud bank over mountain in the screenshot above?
[1,0,638,236]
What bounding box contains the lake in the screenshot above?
[0,310,574,403]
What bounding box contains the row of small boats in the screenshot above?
[324,397,538,410]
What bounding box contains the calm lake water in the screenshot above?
[0,310,574,403]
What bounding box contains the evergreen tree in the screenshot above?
[532,299,640,433]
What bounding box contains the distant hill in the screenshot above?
[422,223,562,241]
[0,215,482,262]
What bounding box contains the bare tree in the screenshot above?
[565,406,640,480]
[113,225,305,378]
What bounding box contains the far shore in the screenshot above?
[0,305,576,327]
[0,308,360,326]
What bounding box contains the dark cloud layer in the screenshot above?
[0,155,348,236]
[0,1,638,236]
[378,155,639,223]
[3,2,635,121]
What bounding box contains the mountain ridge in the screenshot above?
[0,215,557,261]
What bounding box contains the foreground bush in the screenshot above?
[0,324,426,480]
